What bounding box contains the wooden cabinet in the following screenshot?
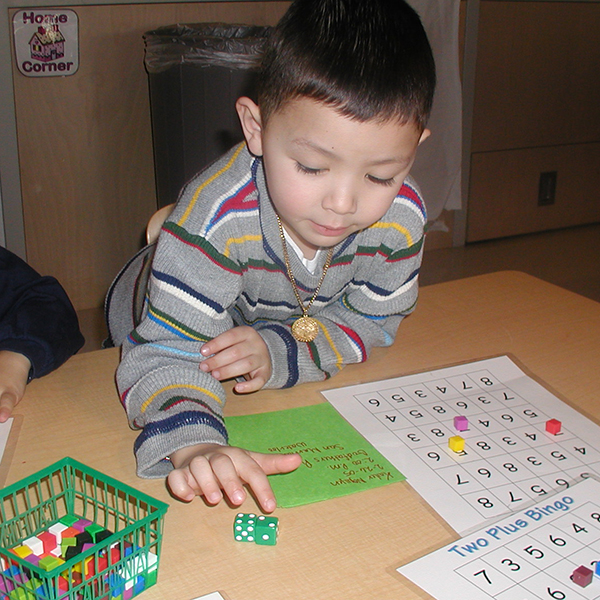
[466,1,600,242]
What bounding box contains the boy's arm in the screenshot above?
[116,227,302,501]
[0,350,31,422]
[0,247,84,381]
[117,150,261,478]
[116,236,239,478]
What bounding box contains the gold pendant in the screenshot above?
[292,315,320,342]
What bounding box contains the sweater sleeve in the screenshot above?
[116,147,251,478]
[257,180,426,389]
[0,246,84,379]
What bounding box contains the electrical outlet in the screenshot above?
[538,171,557,206]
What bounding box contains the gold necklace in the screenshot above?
[276,215,333,342]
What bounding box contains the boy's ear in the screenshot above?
[418,128,431,145]
[236,97,263,156]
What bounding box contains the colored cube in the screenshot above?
[59,515,79,528]
[0,566,20,594]
[22,536,43,556]
[107,573,125,597]
[133,575,146,594]
[61,537,77,556]
[75,531,93,546]
[85,523,105,543]
[233,513,257,542]
[448,435,465,453]
[453,415,468,431]
[72,518,93,533]
[545,418,562,435]
[145,565,158,587]
[37,531,57,554]
[8,586,36,600]
[39,555,64,572]
[95,529,113,544]
[48,523,68,539]
[84,556,96,578]
[24,554,40,568]
[64,545,83,560]
[571,565,593,587]
[109,546,122,565]
[59,527,80,541]
[58,575,70,592]
[255,516,279,546]
[10,545,32,559]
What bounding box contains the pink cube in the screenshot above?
[545,418,562,435]
[454,415,468,432]
[38,530,57,553]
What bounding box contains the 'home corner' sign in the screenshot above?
[13,9,79,77]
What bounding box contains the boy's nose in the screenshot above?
[322,185,357,215]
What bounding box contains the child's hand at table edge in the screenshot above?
[199,326,272,394]
[167,443,302,512]
[0,350,31,423]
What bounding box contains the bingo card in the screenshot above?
[322,355,600,534]
[398,477,600,600]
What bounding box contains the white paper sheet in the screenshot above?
[399,477,600,600]
[323,356,600,535]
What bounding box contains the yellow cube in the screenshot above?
[448,435,465,453]
[11,545,32,559]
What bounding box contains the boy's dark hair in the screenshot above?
[257,0,436,130]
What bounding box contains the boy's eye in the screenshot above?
[295,162,322,175]
[367,174,396,187]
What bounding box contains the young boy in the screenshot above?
[113,0,435,512]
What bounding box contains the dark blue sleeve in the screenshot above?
[0,246,84,379]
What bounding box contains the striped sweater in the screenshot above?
[116,143,427,477]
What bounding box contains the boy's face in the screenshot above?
[238,97,429,259]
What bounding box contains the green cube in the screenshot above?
[85,522,105,542]
[61,536,77,556]
[255,515,278,546]
[39,555,64,571]
[233,513,257,542]
[59,514,79,527]
[8,586,36,600]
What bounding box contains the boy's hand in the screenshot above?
[200,326,271,393]
[0,350,31,423]
[166,443,302,512]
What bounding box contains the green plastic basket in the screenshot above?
[0,457,168,600]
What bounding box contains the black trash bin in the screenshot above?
[144,23,271,207]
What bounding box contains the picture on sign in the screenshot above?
[13,9,79,77]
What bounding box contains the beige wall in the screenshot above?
[11,2,289,312]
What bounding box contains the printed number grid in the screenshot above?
[352,368,600,521]
[455,502,600,599]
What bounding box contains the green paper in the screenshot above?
[226,402,405,507]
